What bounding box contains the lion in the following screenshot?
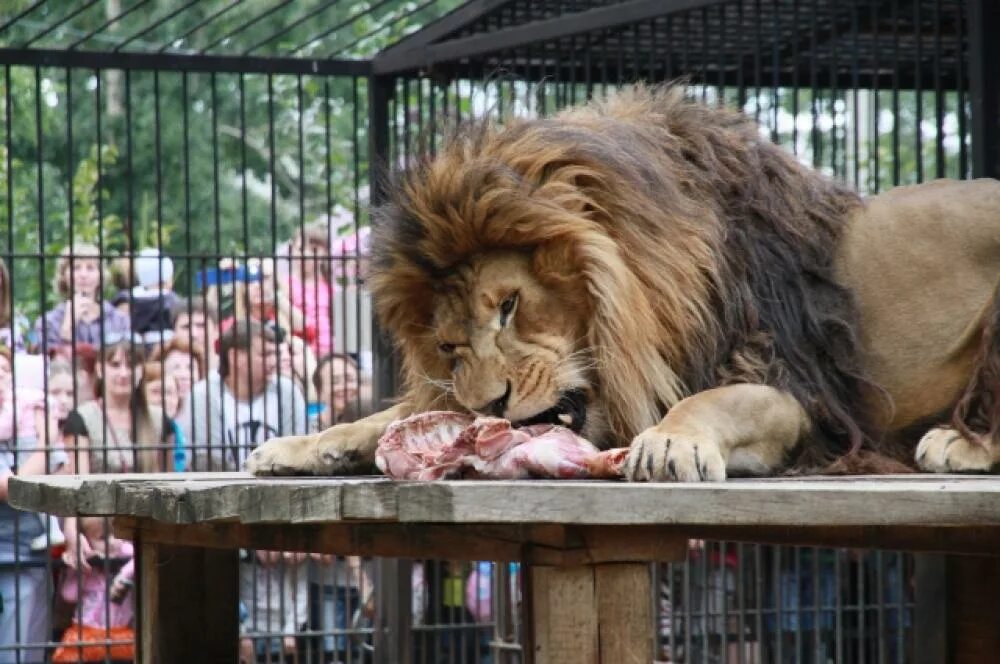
[247,85,1000,481]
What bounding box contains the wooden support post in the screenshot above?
[527,563,654,664]
[944,554,1000,664]
[138,538,239,664]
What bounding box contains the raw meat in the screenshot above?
[375,411,627,480]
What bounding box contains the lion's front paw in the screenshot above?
[246,424,377,477]
[623,426,726,482]
[916,427,996,473]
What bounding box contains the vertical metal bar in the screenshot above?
[968,0,1000,178]
[955,0,967,179]
[810,0,820,168]
[792,0,800,156]
[835,549,844,664]
[209,71,222,470]
[858,547,867,663]
[895,552,905,664]
[699,544,708,664]
[736,543,746,664]
[871,0,881,193]
[876,550,886,664]
[812,548,822,662]
[683,552,693,662]
[368,73,395,406]
[891,0,901,186]
[736,0,745,108]
[915,0,924,183]
[774,547,784,663]
[933,0,945,178]
[851,0,861,189]
[754,0,762,123]
[754,544,764,663]
[771,0,780,143]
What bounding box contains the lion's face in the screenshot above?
[430,250,605,437]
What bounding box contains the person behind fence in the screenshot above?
[52,516,135,664]
[0,259,31,353]
[284,222,334,357]
[147,335,206,411]
[0,349,70,664]
[278,335,318,406]
[312,353,361,430]
[111,248,179,348]
[171,296,220,371]
[34,243,130,353]
[178,319,305,471]
[59,337,172,576]
[238,549,310,664]
[142,363,185,473]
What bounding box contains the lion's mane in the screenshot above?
[370,85,879,463]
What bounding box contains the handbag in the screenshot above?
[52,623,135,663]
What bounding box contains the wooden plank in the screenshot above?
[113,518,687,565]
[16,473,1000,529]
[595,564,653,663]
[139,540,239,663]
[393,478,1000,526]
[529,566,599,663]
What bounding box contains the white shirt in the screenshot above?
[178,371,306,471]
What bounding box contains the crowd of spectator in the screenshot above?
[0,216,428,663]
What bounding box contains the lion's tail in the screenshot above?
[951,279,1000,445]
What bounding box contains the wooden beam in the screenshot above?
[138,540,238,663]
[115,518,687,566]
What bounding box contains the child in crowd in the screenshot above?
[285,222,335,357]
[113,248,179,347]
[53,517,135,664]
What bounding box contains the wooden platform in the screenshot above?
[12,473,1000,663]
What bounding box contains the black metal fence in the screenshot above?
[0,0,997,662]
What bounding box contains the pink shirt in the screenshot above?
[59,541,135,628]
[0,387,43,441]
[286,274,334,357]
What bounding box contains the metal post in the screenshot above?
[367,73,398,408]
[968,0,1000,178]
[374,558,413,664]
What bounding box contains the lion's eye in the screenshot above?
[438,343,456,354]
[499,292,518,325]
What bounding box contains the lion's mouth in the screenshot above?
[513,389,588,433]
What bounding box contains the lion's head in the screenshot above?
[370,85,875,458]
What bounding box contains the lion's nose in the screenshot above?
[473,380,511,418]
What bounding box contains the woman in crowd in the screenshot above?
[148,335,205,404]
[0,259,31,353]
[0,351,70,663]
[142,363,186,473]
[33,243,130,353]
[312,353,362,429]
[60,338,171,571]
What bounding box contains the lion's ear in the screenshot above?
[533,242,581,290]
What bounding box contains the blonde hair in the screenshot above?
[54,242,103,299]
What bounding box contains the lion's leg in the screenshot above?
[915,427,1000,473]
[246,403,410,476]
[624,384,810,482]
